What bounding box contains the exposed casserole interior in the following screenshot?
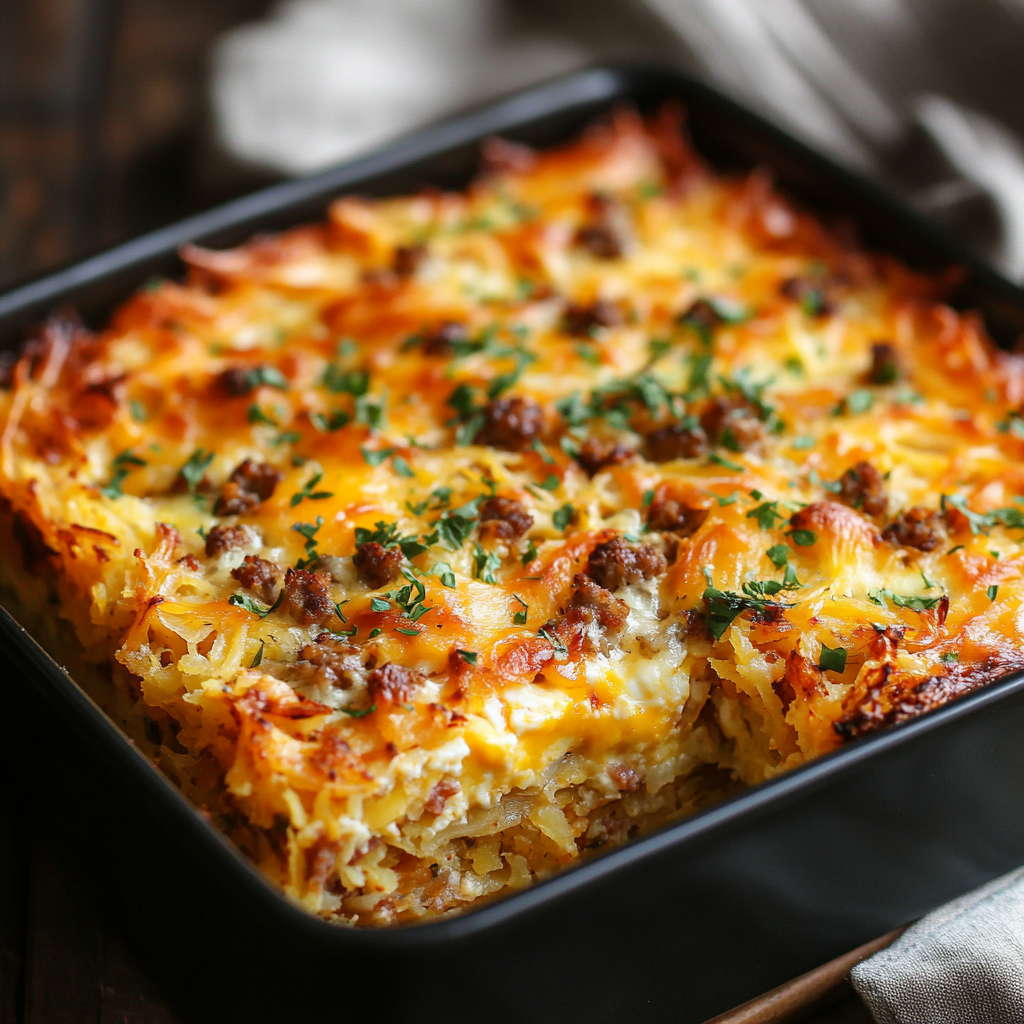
[4,107,1024,926]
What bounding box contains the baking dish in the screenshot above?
[5,65,1024,1023]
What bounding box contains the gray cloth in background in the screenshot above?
[851,867,1024,1023]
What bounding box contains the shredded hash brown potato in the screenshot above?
[4,107,1024,925]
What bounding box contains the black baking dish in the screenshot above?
[5,65,1024,1024]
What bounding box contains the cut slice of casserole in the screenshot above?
[4,108,1024,926]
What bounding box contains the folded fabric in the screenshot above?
[851,867,1024,1024]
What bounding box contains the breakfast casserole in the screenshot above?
[4,106,1024,926]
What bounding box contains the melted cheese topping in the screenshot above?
[4,109,1024,925]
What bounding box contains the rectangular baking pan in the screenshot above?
[5,64,1024,1024]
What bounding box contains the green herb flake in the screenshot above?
[229,593,271,616]
[789,529,816,547]
[290,471,334,507]
[457,650,479,666]
[433,562,456,589]
[180,449,214,496]
[988,584,999,601]
[310,409,350,432]
[531,438,555,465]
[370,597,391,613]
[512,595,528,626]
[940,652,959,664]
[321,365,369,395]
[250,639,265,668]
[642,489,655,508]
[747,501,784,531]
[129,399,147,423]
[340,704,376,718]
[791,435,815,449]
[361,445,395,467]
[472,543,501,584]
[539,474,560,492]
[708,453,744,472]
[521,539,538,566]
[845,390,874,415]
[248,404,278,427]
[552,504,575,532]
[392,455,415,478]
[766,544,790,567]
[868,588,944,612]
[818,644,848,674]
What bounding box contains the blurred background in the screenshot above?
[6,0,1024,290]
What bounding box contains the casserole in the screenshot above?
[5,65,1024,1022]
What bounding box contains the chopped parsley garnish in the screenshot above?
[940,652,959,664]
[290,471,334,507]
[487,350,535,399]
[868,588,944,612]
[766,544,790,567]
[512,595,528,626]
[432,562,456,588]
[129,399,147,423]
[456,650,479,665]
[552,503,575,532]
[321,366,369,395]
[473,543,501,584]
[391,455,415,478]
[988,585,999,601]
[245,366,288,391]
[747,500,785,531]
[269,430,302,447]
[538,628,567,659]
[180,449,213,496]
[818,644,848,674]
[291,516,324,566]
[521,539,538,566]
[370,597,391,613]
[844,389,874,415]
[708,453,744,472]
[531,438,555,464]
[434,498,483,550]
[686,353,713,398]
[361,445,395,467]
[539,474,560,491]
[719,367,775,424]
[788,529,816,547]
[250,640,265,667]
[100,450,147,499]
[702,585,786,641]
[340,704,376,718]
[791,435,815,449]
[229,592,281,617]
[354,394,387,430]
[248,404,278,426]
[941,494,1024,535]
[309,409,350,432]
[446,384,485,445]
[354,520,428,559]
[642,489,655,508]
[807,469,842,494]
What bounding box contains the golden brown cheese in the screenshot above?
[4,108,1024,925]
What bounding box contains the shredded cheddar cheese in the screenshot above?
[4,108,1024,925]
